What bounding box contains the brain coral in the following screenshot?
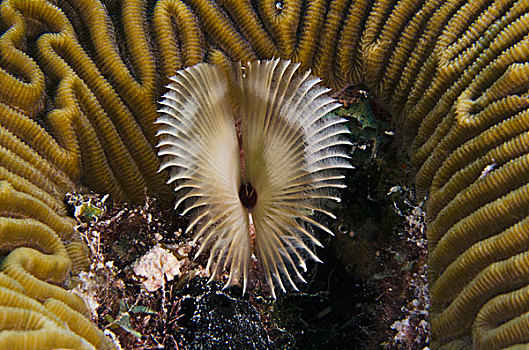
[0,0,528,348]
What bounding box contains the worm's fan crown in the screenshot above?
[157,59,351,297]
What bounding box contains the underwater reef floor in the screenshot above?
[69,88,429,349]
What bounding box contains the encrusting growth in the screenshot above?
[156,59,352,297]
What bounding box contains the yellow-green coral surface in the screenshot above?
[0,0,528,348]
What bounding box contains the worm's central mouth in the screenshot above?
[238,182,258,210]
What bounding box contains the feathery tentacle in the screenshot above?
[157,59,350,296]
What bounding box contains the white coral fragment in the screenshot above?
[133,246,182,292]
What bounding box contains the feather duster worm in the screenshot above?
[156,59,352,297]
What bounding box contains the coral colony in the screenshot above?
[0,0,528,348]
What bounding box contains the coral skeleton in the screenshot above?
[133,245,184,292]
[156,59,352,297]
